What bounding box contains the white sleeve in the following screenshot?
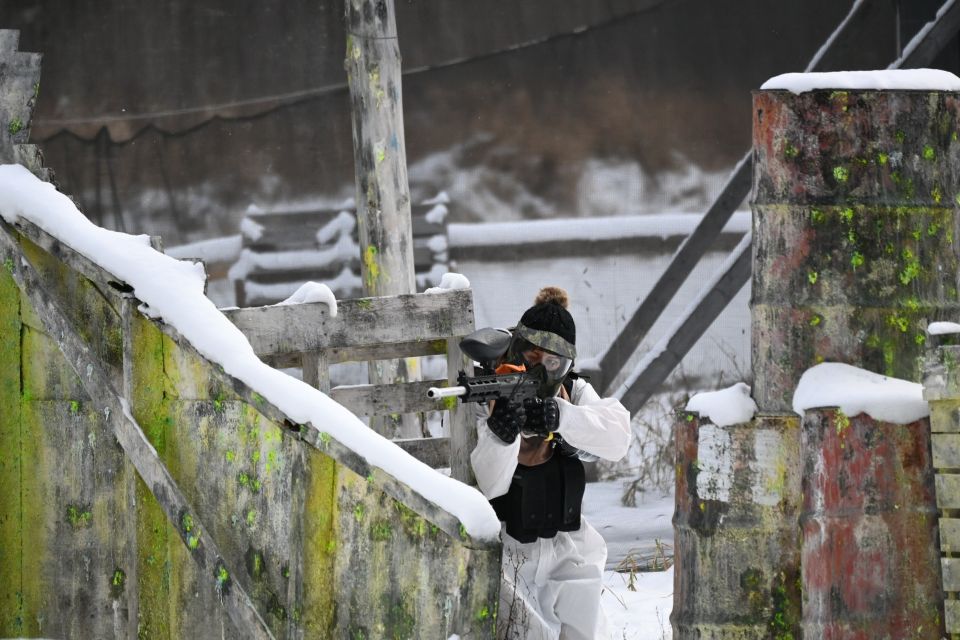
[554,379,632,462]
[469,410,521,499]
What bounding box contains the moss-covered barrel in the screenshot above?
[801,409,943,639]
[751,88,960,412]
[672,412,802,639]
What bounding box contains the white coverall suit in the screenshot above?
[470,378,631,640]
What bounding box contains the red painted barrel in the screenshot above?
[801,409,943,639]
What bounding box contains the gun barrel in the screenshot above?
[427,385,467,399]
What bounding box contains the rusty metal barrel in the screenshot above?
[672,412,802,639]
[801,409,942,639]
[751,86,959,637]
[751,88,960,412]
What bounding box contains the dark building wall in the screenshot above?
[0,0,926,242]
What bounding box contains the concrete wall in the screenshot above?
[0,226,499,638]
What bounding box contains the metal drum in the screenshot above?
[672,412,802,639]
[801,408,942,639]
[751,89,960,413]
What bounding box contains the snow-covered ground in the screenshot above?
[602,566,674,640]
[587,480,675,639]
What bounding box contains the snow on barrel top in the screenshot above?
[761,68,960,95]
[685,382,757,427]
[792,362,929,424]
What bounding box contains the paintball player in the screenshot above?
[470,286,631,640]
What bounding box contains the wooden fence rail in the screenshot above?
[222,287,478,481]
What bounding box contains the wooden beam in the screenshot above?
[345,0,419,438]
[223,288,473,359]
[393,437,450,469]
[8,216,134,297]
[590,153,751,394]
[616,236,751,415]
[0,220,276,640]
[446,333,476,484]
[1,218,494,551]
[891,0,960,69]
[330,379,452,416]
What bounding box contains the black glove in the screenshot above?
[487,398,526,444]
[523,397,560,436]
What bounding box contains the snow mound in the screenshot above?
[685,382,757,427]
[276,281,338,316]
[425,272,470,293]
[792,362,928,424]
[929,321,960,336]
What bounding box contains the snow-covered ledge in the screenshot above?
[0,163,501,542]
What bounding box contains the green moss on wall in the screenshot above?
[0,266,23,635]
[302,448,337,634]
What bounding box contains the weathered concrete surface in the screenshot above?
[0,30,49,178]
[752,89,960,412]
[0,219,501,637]
[800,408,942,639]
[0,247,138,639]
[672,412,802,640]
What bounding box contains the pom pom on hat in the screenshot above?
[533,286,569,308]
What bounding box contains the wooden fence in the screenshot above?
[222,287,478,482]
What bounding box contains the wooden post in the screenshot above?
[344,0,420,438]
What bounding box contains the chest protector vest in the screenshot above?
[489,447,586,543]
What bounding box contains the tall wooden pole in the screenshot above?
[344,0,420,438]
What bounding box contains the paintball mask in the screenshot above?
[509,336,574,398]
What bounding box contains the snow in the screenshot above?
[425,203,449,224]
[240,216,264,242]
[0,163,501,541]
[227,233,359,280]
[315,210,356,245]
[166,234,242,263]
[585,481,674,638]
[761,69,960,94]
[424,271,470,294]
[792,362,929,424]
[276,281,338,316]
[422,191,450,206]
[241,267,361,304]
[929,321,960,336]
[602,568,674,640]
[685,382,757,427]
[449,211,750,248]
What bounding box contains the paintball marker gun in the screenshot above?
[427,370,540,405]
[426,326,540,404]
